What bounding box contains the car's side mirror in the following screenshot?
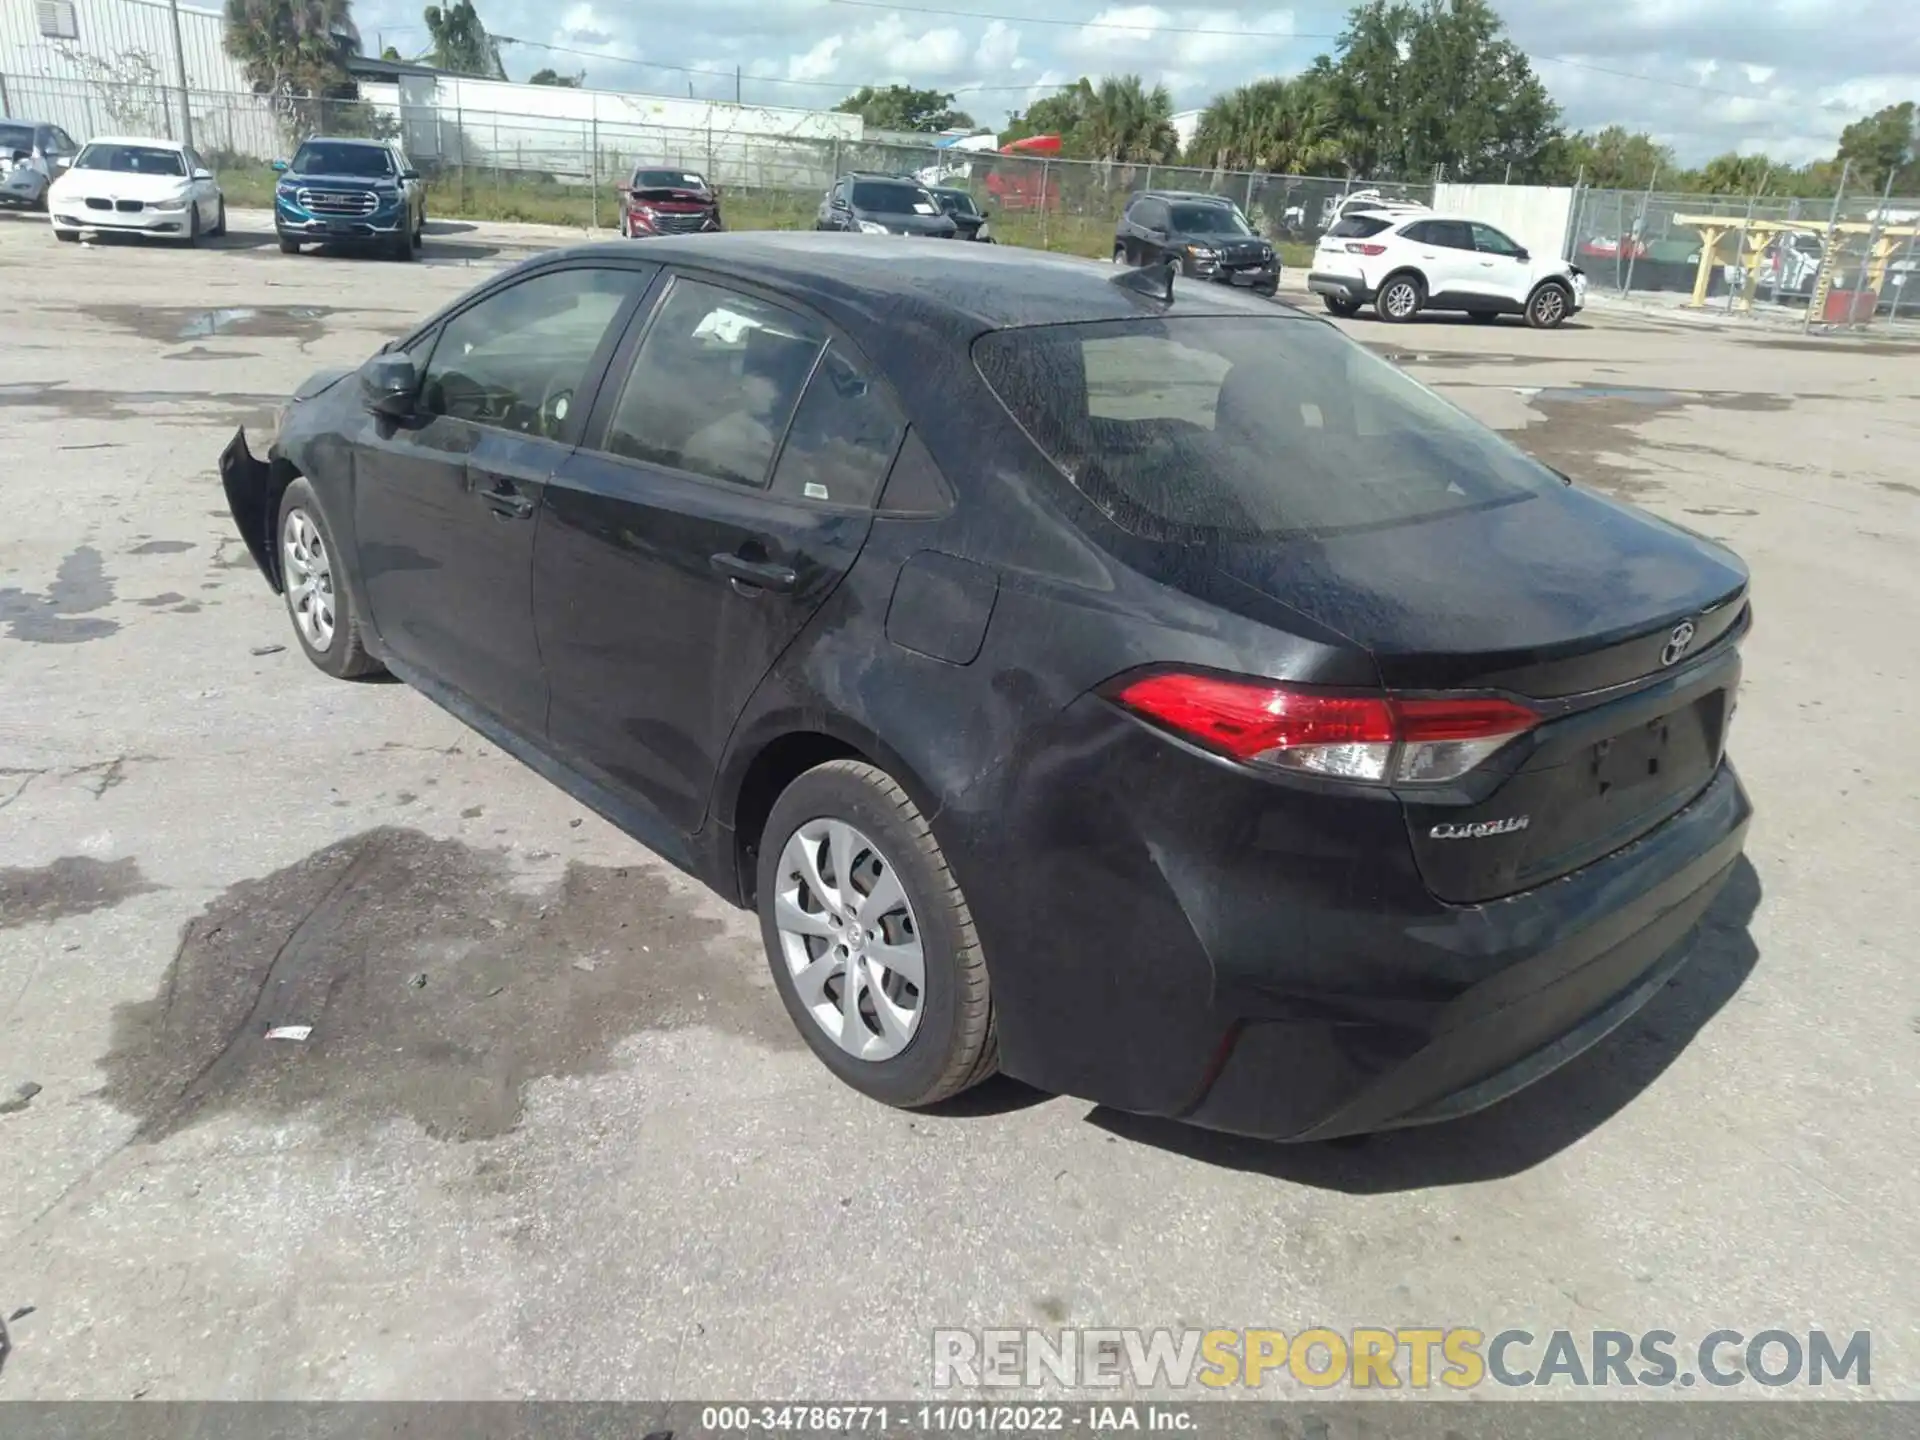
[1515,247,1531,262]
[401,168,420,181]
[271,159,289,173]
[54,156,73,172]
[192,167,212,182]
[360,353,420,419]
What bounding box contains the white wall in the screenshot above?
[1434,183,1578,261]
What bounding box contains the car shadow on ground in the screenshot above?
[424,219,478,235]
[1078,856,1762,1190]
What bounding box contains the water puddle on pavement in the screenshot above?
[78,304,336,345]
[99,827,790,1143]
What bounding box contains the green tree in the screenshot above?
[529,67,582,87]
[1080,74,1180,164]
[1546,126,1674,188]
[1836,101,1917,188]
[424,0,506,80]
[1685,152,1775,194]
[1001,80,1094,150]
[1320,0,1559,179]
[1188,75,1344,174]
[833,84,974,133]
[224,0,360,99]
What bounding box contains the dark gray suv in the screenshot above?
[815,174,958,238]
[1114,190,1278,296]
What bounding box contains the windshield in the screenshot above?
[974,316,1560,542]
[74,143,186,176]
[632,168,708,191]
[291,142,393,177]
[1170,203,1251,234]
[0,124,33,155]
[851,181,938,215]
[934,189,980,216]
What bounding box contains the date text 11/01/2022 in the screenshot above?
[700,1407,1190,1432]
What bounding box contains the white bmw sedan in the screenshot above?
[48,137,226,245]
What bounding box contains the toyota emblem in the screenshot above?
[1660,620,1696,667]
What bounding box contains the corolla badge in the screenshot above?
[1430,817,1530,840]
[1660,620,1697,667]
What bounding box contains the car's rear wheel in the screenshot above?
[276,478,384,680]
[757,760,996,1109]
[1526,282,1571,329]
[1322,294,1361,317]
[1377,274,1423,322]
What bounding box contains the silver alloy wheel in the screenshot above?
[282,508,336,652]
[1533,286,1566,325]
[1382,280,1418,318]
[774,817,925,1061]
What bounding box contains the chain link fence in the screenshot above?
[1565,175,1920,331]
[4,72,1440,260]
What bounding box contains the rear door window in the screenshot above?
[602,278,825,487]
[1328,215,1392,239]
[974,316,1558,541]
[768,344,906,508]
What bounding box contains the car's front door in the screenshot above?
[534,273,901,834]
[1468,222,1533,306]
[352,261,657,734]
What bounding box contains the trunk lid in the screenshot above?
[1209,489,1749,902]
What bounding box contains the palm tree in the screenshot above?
[1190,77,1345,176]
[1082,75,1181,166]
[224,0,360,99]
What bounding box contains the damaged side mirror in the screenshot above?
[360,352,420,419]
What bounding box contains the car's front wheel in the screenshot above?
[757,760,996,1109]
[278,234,301,254]
[53,227,79,243]
[1376,274,1423,322]
[210,198,227,236]
[276,478,384,680]
[1526,282,1572,328]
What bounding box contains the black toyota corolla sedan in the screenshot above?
[220,233,1751,1140]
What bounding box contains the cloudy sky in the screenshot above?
[355,0,1919,165]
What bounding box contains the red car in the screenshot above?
[617,167,723,237]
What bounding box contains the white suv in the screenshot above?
[1310,213,1587,328]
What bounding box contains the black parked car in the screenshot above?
[220,235,1751,1140]
[816,173,957,237]
[928,185,994,241]
[1116,189,1278,295]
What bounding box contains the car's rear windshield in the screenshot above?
[633,168,707,191]
[1169,203,1251,234]
[974,316,1560,542]
[1328,214,1392,238]
[74,143,185,175]
[292,142,393,176]
[852,181,937,215]
[0,124,34,154]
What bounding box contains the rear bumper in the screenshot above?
[953,693,1753,1141]
[1308,270,1374,302]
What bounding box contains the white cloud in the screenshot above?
[976,21,1023,72]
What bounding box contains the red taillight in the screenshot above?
[1111,673,1537,785]
[1346,242,1388,256]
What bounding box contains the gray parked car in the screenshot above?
[0,119,81,211]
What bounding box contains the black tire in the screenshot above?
[275,478,384,680]
[1113,244,1127,264]
[1376,273,1423,323]
[414,206,425,246]
[1526,281,1572,329]
[185,204,202,247]
[31,188,48,214]
[53,228,80,243]
[278,234,301,254]
[757,760,996,1109]
[211,199,227,237]
[1322,294,1360,317]
[391,226,416,262]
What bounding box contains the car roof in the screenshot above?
[297,136,392,148]
[518,232,1311,336]
[1137,190,1236,204]
[83,135,187,149]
